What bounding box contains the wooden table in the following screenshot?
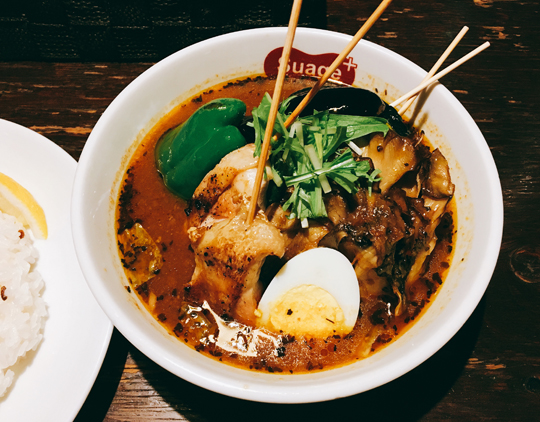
[1,0,539,420]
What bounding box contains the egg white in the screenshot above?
[257,247,360,335]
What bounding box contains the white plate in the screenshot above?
[0,119,113,421]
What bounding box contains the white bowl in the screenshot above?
[71,28,503,403]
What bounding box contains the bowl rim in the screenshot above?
[72,26,504,403]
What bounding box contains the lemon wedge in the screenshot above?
[0,172,48,239]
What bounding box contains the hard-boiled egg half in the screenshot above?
[256,248,360,339]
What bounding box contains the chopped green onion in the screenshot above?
[319,175,332,194]
[295,121,305,146]
[305,144,321,169]
[271,166,283,187]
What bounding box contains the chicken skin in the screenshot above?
[186,144,285,325]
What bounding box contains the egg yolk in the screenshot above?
[262,284,352,338]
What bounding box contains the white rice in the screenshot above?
[0,211,46,397]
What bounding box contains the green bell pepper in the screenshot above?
[155,98,247,200]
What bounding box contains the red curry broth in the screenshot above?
[116,76,455,374]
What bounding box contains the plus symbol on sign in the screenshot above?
[342,56,357,71]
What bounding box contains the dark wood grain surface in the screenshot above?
[1,1,539,420]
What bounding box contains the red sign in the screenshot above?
[263,47,357,85]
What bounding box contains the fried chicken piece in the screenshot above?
[186,144,285,325]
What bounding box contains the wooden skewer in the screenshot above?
[390,41,490,108]
[399,25,469,115]
[246,0,303,224]
[283,0,394,128]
